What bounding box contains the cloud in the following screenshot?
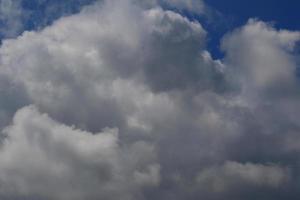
[222,19,300,98]
[162,0,205,14]
[197,161,290,192]
[0,0,222,133]
[0,105,159,200]
[0,0,97,39]
[0,0,299,200]
[0,0,206,39]
[136,0,205,14]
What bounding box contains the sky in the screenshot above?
[0,0,300,200]
[207,0,300,30]
[204,0,300,58]
[1,0,300,57]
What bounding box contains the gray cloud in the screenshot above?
[0,0,222,132]
[0,0,300,200]
[135,0,205,14]
[222,19,300,97]
[0,105,159,200]
[197,161,290,191]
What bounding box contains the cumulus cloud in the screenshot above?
[0,106,159,200]
[0,0,222,133]
[222,19,300,97]
[0,0,299,199]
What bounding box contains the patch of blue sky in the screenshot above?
[0,0,97,41]
[204,0,300,59]
[22,0,96,29]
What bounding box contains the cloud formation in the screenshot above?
[0,0,299,199]
[0,106,159,200]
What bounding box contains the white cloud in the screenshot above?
[222,19,300,98]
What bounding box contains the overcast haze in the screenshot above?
[0,0,300,199]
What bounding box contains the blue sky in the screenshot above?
[207,0,300,30]
[203,0,300,58]
[0,0,96,40]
